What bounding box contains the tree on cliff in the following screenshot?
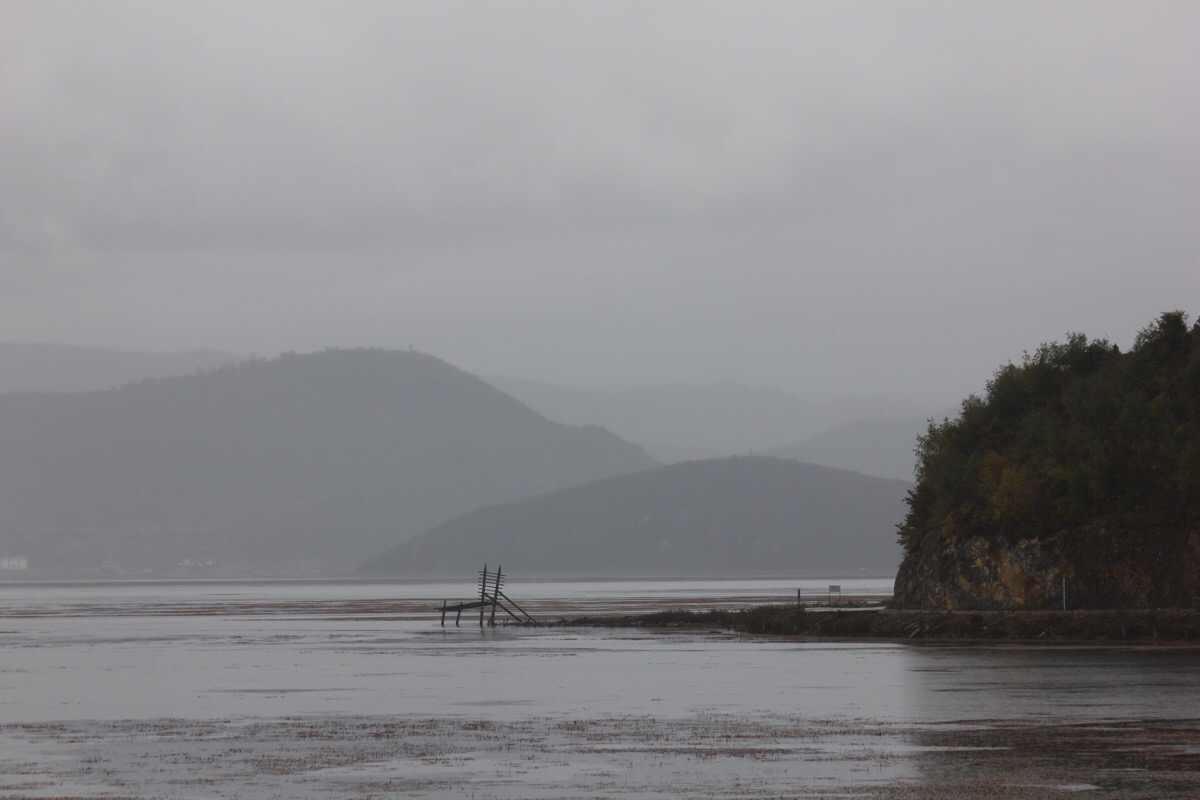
[895,310,1200,609]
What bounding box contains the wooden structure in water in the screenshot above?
[440,564,538,627]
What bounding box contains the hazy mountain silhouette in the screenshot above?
[766,417,936,481]
[0,342,239,394]
[483,375,932,463]
[361,455,910,577]
[0,349,655,576]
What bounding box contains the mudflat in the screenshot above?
[2,714,1196,798]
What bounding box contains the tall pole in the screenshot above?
[490,565,502,626]
[480,563,488,627]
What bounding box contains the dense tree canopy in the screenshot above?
[898,311,1200,552]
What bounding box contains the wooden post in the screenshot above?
[437,564,537,628]
[479,563,488,627]
[490,565,502,626]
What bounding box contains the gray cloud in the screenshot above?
[2,1,1197,406]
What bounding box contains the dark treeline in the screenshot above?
[899,310,1200,551]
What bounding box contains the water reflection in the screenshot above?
[899,644,1200,723]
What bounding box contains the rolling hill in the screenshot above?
[0,349,655,576]
[361,455,911,577]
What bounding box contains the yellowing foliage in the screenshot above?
[899,311,1200,552]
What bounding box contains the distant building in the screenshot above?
[0,557,29,570]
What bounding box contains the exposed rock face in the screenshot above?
[894,526,1200,610]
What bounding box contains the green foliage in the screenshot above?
[899,311,1200,552]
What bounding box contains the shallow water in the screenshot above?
[0,579,1196,798]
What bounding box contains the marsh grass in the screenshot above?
[560,605,1200,641]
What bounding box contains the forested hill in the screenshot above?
[0,349,655,576]
[895,311,1200,609]
[361,455,910,577]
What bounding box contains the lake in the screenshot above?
[0,578,1196,798]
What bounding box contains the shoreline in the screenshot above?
[555,605,1200,642]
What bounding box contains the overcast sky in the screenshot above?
[2,1,1196,406]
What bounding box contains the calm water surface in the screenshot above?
[0,579,1197,798]
[0,578,1193,726]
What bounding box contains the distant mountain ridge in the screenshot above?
[483,375,933,470]
[0,349,655,576]
[0,342,239,394]
[362,455,910,577]
[767,416,939,481]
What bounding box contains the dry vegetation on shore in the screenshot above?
[558,604,1200,641]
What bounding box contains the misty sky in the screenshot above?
[3,1,1196,406]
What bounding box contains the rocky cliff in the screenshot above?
[894,525,1200,610]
